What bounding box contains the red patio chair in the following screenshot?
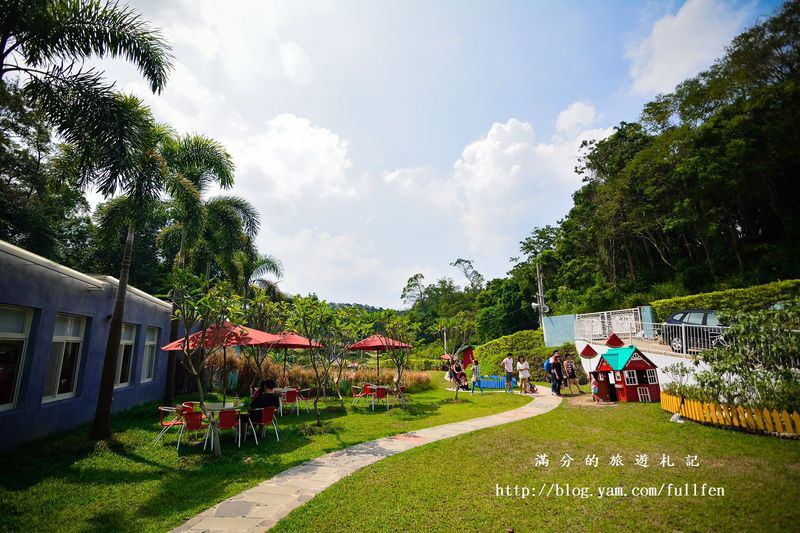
[244,407,279,443]
[154,406,182,445]
[176,410,208,452]
[298,388,313,412]
[352,384,375,407]
[181,401,197,415]
[204,409,240,451]
[280,388,299,416]
[374,386,390,410]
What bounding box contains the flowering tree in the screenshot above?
[241,290,288,387]
[324,307,372,406]
[287,296,335,426]
[168,269,242,456]
[435,313,475,400]
[376,311,418,407]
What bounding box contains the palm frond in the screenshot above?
[206,195,260,237]
[21,0,173,92]
[166,134,235,191]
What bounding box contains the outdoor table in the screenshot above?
[200,402,244,450]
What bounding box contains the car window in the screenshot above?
[705,313,719,326]
[671,313,686,322]
[685,312,705,325]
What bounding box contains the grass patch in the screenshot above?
[0,374,527,532]
[274,394,800,532]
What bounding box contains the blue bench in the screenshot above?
[479,375,516,389]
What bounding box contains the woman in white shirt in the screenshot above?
[516,355,530,394]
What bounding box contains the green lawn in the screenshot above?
[274,394,800,532]
[0,376,528,532]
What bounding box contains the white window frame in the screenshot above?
[637,387,651,402]
[140,327,159,383]
[43,314,86,402]
[115,324,136,388]
[646,368,658,384]
[624,370,638,386]
[0,305,33,412]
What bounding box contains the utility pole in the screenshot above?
[535,260,547,329]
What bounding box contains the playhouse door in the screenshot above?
[596,372,614,401]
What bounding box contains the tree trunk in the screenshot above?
[193,371,221,457]
[90,222,135,440]
[164,231,187,405]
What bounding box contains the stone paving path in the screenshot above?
[173,391,561,532]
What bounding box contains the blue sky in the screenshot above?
[97,0,782,307]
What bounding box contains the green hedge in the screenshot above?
[651,279,800,321]
[473,329,586,384]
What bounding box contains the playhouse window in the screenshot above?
[646,369,658,384]
[624,370,638,385]
[140,327,159,383]
[637,387,651,402]
[43,314,86,402]
[0,305,33,411]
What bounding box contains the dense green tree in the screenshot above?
[509,1,800,315]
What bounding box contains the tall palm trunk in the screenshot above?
[164,231,187,405]
[90,222,136,440]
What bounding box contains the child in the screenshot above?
[590,375,601,404]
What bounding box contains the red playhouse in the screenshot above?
[440,346,474,370]
[593,345,660,403]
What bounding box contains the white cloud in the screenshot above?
[279,41,314,85]
[233,113,355,202]
[262,227,426,307]
[385,104,614,270]
[627,0,751,95]
[555,101,598,136]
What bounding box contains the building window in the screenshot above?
[637,387,651,402]
[624,370,638,385]
[141,327,159,383]
[646,368,658,384]
[43,314,86,402]
[115,324,137,387]
[0,306,32,411]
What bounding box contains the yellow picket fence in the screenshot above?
[660,392,800,437]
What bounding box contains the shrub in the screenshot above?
[473,329,587,384]
[650,279,800,321]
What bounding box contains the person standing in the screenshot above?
[550,351,564,396]
[501,353,514,393]
[470,359,483,395]
[516,355,530,394]
[590,374,601,403]
[563,354,584,394]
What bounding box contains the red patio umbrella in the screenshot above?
[271,331,322,380]
[349,334,412,381]
[605,333,625,348]
[162,322,282,405]
[580,344,598,359]
[161,321,282,351]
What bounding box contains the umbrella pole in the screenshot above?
[222,345,228,407]
[283,348,288,382]
[376,351,380,384]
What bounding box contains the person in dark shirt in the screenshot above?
[250,379,280,412]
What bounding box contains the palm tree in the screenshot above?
[87,103,196,440]
[1,0,172,153]
[159,135,235,404]
[229,250,283,300]
[187,195,261,280]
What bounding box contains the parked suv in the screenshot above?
[663,309,725,353]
